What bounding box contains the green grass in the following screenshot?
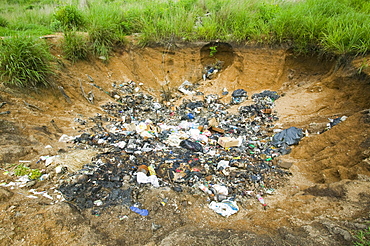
[0,36,54,88]
[0,0,368,55]
[53,5,86,31]
[0,2,55,36]
[353,225,370,246]
[13,164,42,180]
[0,0,368,81]
[86,2,127,58]
[62,31,90,62]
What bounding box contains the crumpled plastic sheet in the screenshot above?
[209,200,239,217]
[272,126,303,146]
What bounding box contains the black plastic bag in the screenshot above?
[252,90,280,101]
[232,89,247,98]
[272,127,303,147]
[180,139,203,152]
[186,101,203,110]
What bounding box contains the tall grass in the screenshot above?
[53,5,86,31]
[62,31,89,62]
[86,2,127,58]
[271,0,370,54]
[0,0,369,56]
[0,36,54,88]
[0,2,55,36]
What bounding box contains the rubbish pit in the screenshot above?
[58,82,304,217]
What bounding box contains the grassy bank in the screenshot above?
[0,0,369,87]
[0,0,369,54]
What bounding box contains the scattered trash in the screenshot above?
[251,90,280,101]
[94,200,103,206]
[180,139,203,152]
[130,206,149,216]
[272,127,304,147]
[55,82,300,214]
[136,170,160,187]
[231,89,248,104]
[209,200,239,217]
[38,155,59,167]
[55,166,67,174]
[178,80,195,95]
[202,61,223,80]
[218,137,240,148]
[256,194,267,207]
[327,116,347,130]
[198,183,212,195]
[152,222,162,231]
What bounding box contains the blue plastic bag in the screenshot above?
[130,206,149,216]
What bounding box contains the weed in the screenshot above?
[86,3,127,58]
[53,5,85,31]
[62,31,89,62]
[88,22,124,59]
[14,164,30,176]
[14,164,42,180]
[0,16,8,27]
[160,85,175,103]
[353,225,370,246]
[0,36,54,88]
[209,45,217,57]
[357,58,369,74]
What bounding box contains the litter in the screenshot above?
[209,200,239,217]
[272,127,304,147]
[130,206,149,216]
[56,81,301,214]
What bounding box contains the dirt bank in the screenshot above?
[0,40,370,245]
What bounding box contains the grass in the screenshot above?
[0,0,368,54]
[353,225,370,246]
[0,0,369,88]
[62,31,89,62]
[0,2,55,36]
[86,2,127,58]
[0,36,54,88]
[13,164,42,180]
[53,5,86,31]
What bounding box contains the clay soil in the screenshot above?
[0,38,370,246]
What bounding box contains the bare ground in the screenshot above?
[0,39,370,246]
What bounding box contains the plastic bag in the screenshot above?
[180,139,203,152]
[209,200,239,217]
[232,89,247,98]
[252,90,280,101]
[136,172,159,187]
[130,206,149,216]
[272,127,303,146]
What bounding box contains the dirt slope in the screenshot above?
[0,39,370,246]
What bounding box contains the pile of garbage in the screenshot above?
[58,81,305,217]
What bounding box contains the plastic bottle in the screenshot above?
[198,184,212,194]
[256,194,267,207]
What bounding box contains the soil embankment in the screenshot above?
[0,40,369,245]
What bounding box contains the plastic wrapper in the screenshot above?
[209,200,239,217]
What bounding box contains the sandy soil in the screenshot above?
[0,38,370,246]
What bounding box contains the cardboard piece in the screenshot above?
[208,117,219,127]
[262,108,272,114]
[210,126,225,134]
[218,137,240,148]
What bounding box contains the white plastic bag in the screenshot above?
[136,172,159,187]
[209,200,239,217]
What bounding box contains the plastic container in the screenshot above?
[256,194,267,207]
